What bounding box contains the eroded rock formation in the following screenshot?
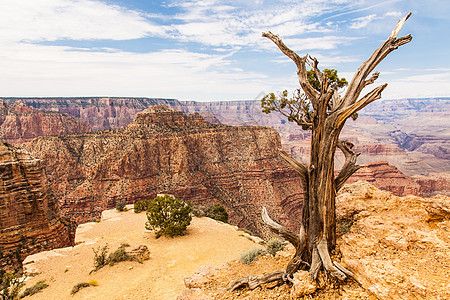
[23,106,303,237]
[0,100,91,144]
[0,143,75,270]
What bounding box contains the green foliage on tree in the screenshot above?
[261,68,357,130]
[134,199,150,213]
[145,194,192,238]
[307,69,348,92]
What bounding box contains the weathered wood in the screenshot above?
[228,270,285,291]
[335,140,361,191]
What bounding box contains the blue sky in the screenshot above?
[0,0,449,101]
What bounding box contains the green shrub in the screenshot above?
[19,280,48,298]
[191,204,207,217]
[134,199,150,213]
[265,238,287,256]
[115,200,127,212]
[91,244,141,273]
[145,194,192,238]
[191,203,229,223]
[70,282,89,295]
[92,245,109,272]
[240,247,267,265]
[1,270,26,300]
[205,204,229,223]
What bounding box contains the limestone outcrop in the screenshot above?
[23,106,303,237]
[0,142,74,270]
[336,181,450,300]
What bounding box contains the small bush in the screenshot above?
[191,204,207,217]
[134,199,150,213]
[70,282,89,295]
[20,280,48,298]
[240,247,267,265]
[1,270,26,299]
[205,204,229,223]
[115,200,127,212]
[88,280,98,286]
[92,245,109,272]
[91,244,141,273]
[145,194,192,238]
[265,238,287,256]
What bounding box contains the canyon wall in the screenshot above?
[23,106,303,237]
[4,97,448,197]
[3,97,180,132]
[0,100,91,144]
[0,142,75,270]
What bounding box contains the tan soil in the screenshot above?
[22,207,259,300]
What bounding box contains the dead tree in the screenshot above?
[230,13,412,290]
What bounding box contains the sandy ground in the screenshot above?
[22,206,260,300]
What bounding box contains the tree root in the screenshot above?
[228,270,286,291]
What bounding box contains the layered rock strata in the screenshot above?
[0,143,74,270]
[345,161,421,197]
[0,100,91,144]
[23,106,303,237]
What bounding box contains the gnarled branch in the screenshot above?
[262,31,319,106]
[337,83,387,127]
[262,207,301,248]
[339,13,412,110]
[335,140,361,191]
[278,149,308,185]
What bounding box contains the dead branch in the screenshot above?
[262,32,319,106]
[262,207,301,248]
[278,149,308,185]
[339,13,412,110]
[337,83,387,127]
[335,140,361,191]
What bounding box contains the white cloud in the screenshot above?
[348,14,377,29]
[0,42,269,101]
[0,0,167,43]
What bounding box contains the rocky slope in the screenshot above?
[23,106,303,237]
[0,100,91,144]
[0,142,75,270]
[336,181,450,300]
[178,181,450,300]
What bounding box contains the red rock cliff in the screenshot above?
[0,143,75,270]
[0,100,91,145]
[23,106,303,237]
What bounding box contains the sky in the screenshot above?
[0,0,449,101]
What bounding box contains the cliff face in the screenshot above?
[0,143,74,270]
[3,97,180,132]
[23,106,303,237]
[0,100,91,144]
